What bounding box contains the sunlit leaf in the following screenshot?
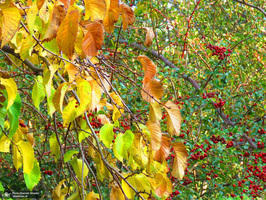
[146,121,162,151]
[99,123,114,148]
[85,191,99,200]
[171,142,188,180]
[13,145,23,171]
[32,76,45,110]
[165,100,182,136]
[82,22,104,57]
[76,78,92,117]
[153,134,171,163]
[53,82,70,114]
[137,55,157,84]
[0,134,11,152]
[149,102,162,122]
[154,172,172,198]
[110,183,125,200]
[64,150,79,163]
[43,1,66,42]
[141,79,164,103]
[24,159,41,191]
[26,2,38,34]
[18,141,35,174]
[0,78,17,109]
[0,3,21,47]
[84,0,106,21]
[70,157,89,181]
[110,92,124,122]
[113,130,134,162]
[65,63,80,82]
[103,0,120,33]
[62,99,78,127]
[49,132,61,161]
[19,35,36,60]
[120,4,135,30]
[56,7,79,59]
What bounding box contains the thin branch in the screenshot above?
[233,0,266,17]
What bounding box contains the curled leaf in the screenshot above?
[144,27,154,47]
[120,4,135,30]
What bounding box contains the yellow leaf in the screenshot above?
[13,145,23,171]
[62,99,78,127]
[149,102,162,122]
[70,157,89,181]
[165,100,182,136]
[52,180,66,200]
[141,79,164,103]
[49,133,61,161]
[88,78,103,111]
[110,92,124,122]
[0,134,11,152]
[82,22,104,57]
[153,134,171,163]
[121,177,135,199]
[56,7,79,59]
[76,78,92,117]
[110,183,125,200]
[146,121,162,151]
[53,82,71,114]
[43,65,60,97]
[103,0,120,33]
[94,153,110,181]
[137,55,157,84]
[0,3,21,47]
[26,2,38,34]
[43,1,66,42]
[144,27,154,47]
[18,141,35,174]
[154,172,172,198]
[86,191,99,200]
[120,4,135,30]
[131,132,148,168]
[19,35,36,60]
[84,0,106,21]
[65,63,80,82]
[171,142,188,180]
[0,78,17,109]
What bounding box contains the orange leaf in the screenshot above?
[171,142,188,180]
[144,27,154,47]
[56,7,79,59]
[84,0,106,21]
[141,79,164,103]
[165,100,182,136]
[120,4,135,30]
[137,55,157,84]
[110,183,125,200]
[82,22,104,57]
[0,3,21,47]
[153,134,171,163]
[103,0,120,33]
[43,1,66,42]
[147,121,162,151]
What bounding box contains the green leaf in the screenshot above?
[18,141,35,174]
[113,130,134,162]
[0,181,4,192]
[99,123,114,148]
[32,76,45,110]
[6,93,21,138]
[64,150,79,163]
[49,133,61,161]
[24,159,41,191]
[70,157,89,181]
[0,106,7,129]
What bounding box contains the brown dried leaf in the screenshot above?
[144,27,154,47]
[141,79,164,103]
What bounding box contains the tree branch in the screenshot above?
[233,0,266,17]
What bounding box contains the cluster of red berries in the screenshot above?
[83,109,103,132]
[121,121,130,130]
[206,44,232,60]
[214,99,226,108]
[182,177,193,186]
[44,170,53,175]
[258,128,265,135]
[257,141,265,149]
[169,190,180,198]
[210,135,226,144]
[44,123,51,130]
[226,141,234,148]
[203,92,216,99]
[189,143,210,161]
